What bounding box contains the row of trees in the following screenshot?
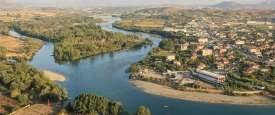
[13,14,146,62]
[70,93,151,115]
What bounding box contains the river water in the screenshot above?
[11,17,274,115]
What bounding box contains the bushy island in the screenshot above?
[13,14,150,62]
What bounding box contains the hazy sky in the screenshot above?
[0,0,266,7]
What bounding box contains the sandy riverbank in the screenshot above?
[130,80,275,105]
[43,70,66,82]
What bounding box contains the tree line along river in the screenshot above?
[8,17,275,115]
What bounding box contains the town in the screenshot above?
[121,8,275,98]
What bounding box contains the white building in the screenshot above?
[195,69,226,84]
[202,49,213,56]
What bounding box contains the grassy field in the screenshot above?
[0,35,43,59]
[0,35,24,57]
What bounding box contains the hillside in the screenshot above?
[210,1,275,10]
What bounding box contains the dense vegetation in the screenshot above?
[70,93,151,115]
[20,38,44,60]
[113,22,179,38]
[13,14,147,61]
[0,60,67,105]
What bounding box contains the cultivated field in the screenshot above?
[0,35,24,57]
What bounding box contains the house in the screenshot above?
[202,49,213,56]
[173,61,182,66]
[249,47,261,56]
[179,43,189,51]
[198,63,206,70]
[219,48,227,54]
[191,52,197,60]
[235,40,245,45]
[216,62,225,70]
[166,55,176,61]
[198,38,208,44]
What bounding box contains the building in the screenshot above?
[235,40,245,45]
[198,38,208,44]
[202,49,213,56]
[179,43,189,51]
[195,69,226,84]
[166,55,176,61]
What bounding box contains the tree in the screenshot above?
[271,66,275,79]
[159,39,175,51]
[135,106,151,115]
[72,93,109,114]
[130,64,139,73]
[108,102,124,115]
[17,94,30,106]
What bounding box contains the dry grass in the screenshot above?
[0,95,17,114]
[0,35,24,57]
[0,10,57,22]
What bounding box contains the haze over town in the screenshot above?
[0,0,267,7]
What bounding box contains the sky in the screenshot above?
[0,0,267,7]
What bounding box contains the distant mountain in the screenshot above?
[256,0,275,9]
[210,0,275,10]
[0,0,19,8]
[211,1,244,10]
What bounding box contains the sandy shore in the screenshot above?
[130,80,275,105]
[43,70,66,82]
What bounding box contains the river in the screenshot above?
[9,17,273,115]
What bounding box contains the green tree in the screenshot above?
[72,93,109,114]
[271,66,275,79]
[135,106,151,115]
[17,94,30,106]
[159,39,174,51]
[130,64,139,73]
[108,102,124,115]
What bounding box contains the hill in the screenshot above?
[211,0,275,10]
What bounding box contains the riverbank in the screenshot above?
[130,80,275,105]
[43,70,66,82]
